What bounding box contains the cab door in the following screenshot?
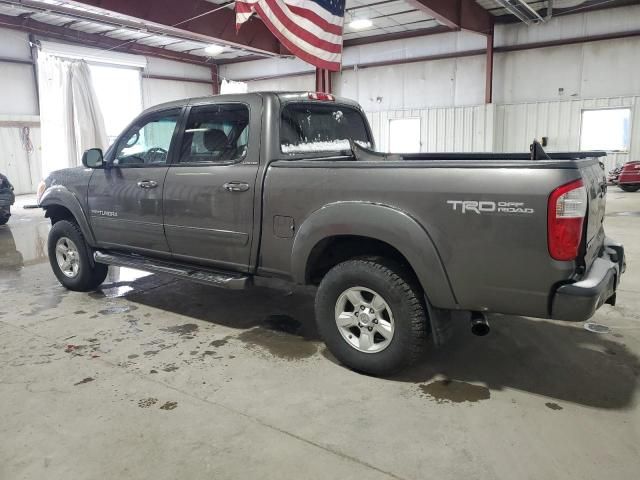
[163,100,259,272]
[88,108,182,256]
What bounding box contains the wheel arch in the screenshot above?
[40,185,97,246]
[291,202,457,309]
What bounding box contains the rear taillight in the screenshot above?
[548,179,587,261]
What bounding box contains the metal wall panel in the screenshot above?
[366,104,494,153]
[495,96,639,171]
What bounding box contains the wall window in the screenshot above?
[389,118,421,153]
[89,64,143,145]
[580,108,631,152]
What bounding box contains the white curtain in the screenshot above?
[37,54,107,176]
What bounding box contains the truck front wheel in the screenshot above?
[619,184,640,192]
[48,220,108,291]
[315,258,429,376]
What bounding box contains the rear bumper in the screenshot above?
[551,238,625,322]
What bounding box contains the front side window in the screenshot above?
[280,103,372,154]
[114,111,179,166]
[179,104,250,164]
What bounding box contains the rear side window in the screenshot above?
[281,103,371,154]
[179,104,249,164]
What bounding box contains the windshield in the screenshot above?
[280,103,372,154]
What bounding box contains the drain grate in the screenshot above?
[584,322,611,334]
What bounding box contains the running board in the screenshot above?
[94,251,250,290]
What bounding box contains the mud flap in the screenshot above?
[425,298,455,347]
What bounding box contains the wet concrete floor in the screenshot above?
[1,193,639,479]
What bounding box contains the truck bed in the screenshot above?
[260,152,608,319]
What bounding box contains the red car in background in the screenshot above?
[618,161,640,192]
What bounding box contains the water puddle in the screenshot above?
[236,314,319,361]
[419,379,490,404]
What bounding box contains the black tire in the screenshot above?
[48,220,108,291]
[619,185,640,192]
[315,258,429,376]
[0,207,9,226]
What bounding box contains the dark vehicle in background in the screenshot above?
[37,92,625,375]
[617,161,640,192]
[0,173,15,225]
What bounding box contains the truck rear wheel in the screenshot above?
[48,220,108,291]
[315,258,428,376]
[619,185,640,192]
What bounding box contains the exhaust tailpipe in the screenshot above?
[470,312,490,336]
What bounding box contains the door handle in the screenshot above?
[223,182,250,192]
[137,180,158,189]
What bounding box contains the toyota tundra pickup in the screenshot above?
[37,92,625,375]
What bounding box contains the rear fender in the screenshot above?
[40,185,97,247]
[291,201,457,309]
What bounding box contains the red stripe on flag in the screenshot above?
[266,0,342,54]
[254,3,341,71]
[236,1,253,12]
[288,5,344,36]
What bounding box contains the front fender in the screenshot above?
[291,201,458,309]
[40,185,97,247]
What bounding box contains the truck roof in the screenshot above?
[142,91,362,116]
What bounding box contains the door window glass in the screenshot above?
[179,104,250,164]
[114,112,179,167]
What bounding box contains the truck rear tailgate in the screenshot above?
[580,159,608,270]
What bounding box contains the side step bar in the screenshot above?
[94,251,251,290]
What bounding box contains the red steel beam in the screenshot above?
[406,0,494,35]
[0,13,212,66]
[315,68,332,94]
[211,64,220,95]
[69,0,283,55]
[485,27,494,104]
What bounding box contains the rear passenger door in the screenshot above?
[163,101,259,272]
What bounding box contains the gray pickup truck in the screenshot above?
[38,92,625,375]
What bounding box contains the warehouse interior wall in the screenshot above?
[2,4,639,194]
[220,4,640,171]
[0,28,213,194]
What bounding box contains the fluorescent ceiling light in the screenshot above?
[349,18,372,30]
[204,44,225,56]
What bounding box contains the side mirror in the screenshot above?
[82,148,104,169]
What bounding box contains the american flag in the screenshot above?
[236,0,346,71]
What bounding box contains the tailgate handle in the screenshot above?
[223,182,250,192]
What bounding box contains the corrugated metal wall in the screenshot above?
[365,96,637,171]
[365,105,494,153]
[494,96,639,171]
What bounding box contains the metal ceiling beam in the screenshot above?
[406,0,494,35]
[0,13,213,66]
[67,0,283,56]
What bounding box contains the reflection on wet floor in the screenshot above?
[95,268,154,298]
[0,208,50,271]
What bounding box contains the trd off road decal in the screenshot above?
[447,200,535,215]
